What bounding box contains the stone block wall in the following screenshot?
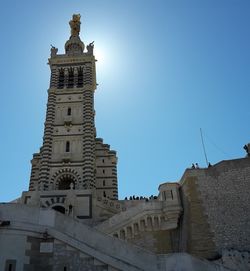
[15,235,109,271]
[180,157,250,259]
[129,229,179,254]
[95,138,118,200]
[24,236,54,271]
[179,176,216,259]
[53,240,108,271]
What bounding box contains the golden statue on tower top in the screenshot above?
[69,14,81,37]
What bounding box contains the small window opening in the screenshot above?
[5,260,16,271]
[66,141,70,152]
[102,159,105,163]
[64,267,67,271]
[103,191,106,197]
[67,107,71,116]
[103,169,105,174]
[103,180,105,186]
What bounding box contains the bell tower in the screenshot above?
[28,15,118,202]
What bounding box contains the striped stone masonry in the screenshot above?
[28,32,117,200]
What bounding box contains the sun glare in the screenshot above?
[94,46,105,63]
[94,44,110,75]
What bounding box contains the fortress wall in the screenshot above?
[180,157,250,258]
[179,174,216,259]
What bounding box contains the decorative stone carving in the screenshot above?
[50,45,58,58]
[87,41,94,55]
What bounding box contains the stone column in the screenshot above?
[38,89,56,190]
[82,87,96,189]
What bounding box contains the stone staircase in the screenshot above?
[0,203,226,271]
[0,203,161,271]
[96,200,182,240]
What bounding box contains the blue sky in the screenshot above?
[1,0,250,201]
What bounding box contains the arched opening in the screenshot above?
[58,175,75,190]
[77,67,83,87]
[58,68,65,89]
[52,205,65,214]
[67,68,74,88]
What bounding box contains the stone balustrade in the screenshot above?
[96,199,182,240]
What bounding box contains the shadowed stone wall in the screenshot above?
[24,236,54,271]
[23,237,109,271]
[128,229,180,254]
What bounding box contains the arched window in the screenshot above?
[67,68,74,88]
[66,141,70,152]
[67,107,71,116]
[77,67,83,87]
[58,69,65,89]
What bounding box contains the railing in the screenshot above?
[96,200,182,240]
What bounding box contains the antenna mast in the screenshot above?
[200,128,209,166]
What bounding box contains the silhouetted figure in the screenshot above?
[68,204,73,215]
[243,144,250,157]
[191,163,195,169]
[43,230,49,240]
[125,197,128,200]
[195,163,199,169]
